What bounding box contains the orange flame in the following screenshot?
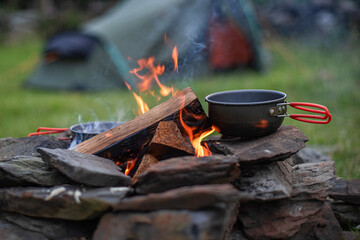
[125,158,137,176]
[124,81,131,90]
[132,92,149,115]
[122,35,184,175]
[179,99,215,157]
[172,46,178,72]
[129,57,173,97]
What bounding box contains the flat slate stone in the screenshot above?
[233,157,293,202]
[0,136,72,186]
[293,147,332,165]
[207,125,308,163]
[330,179,360,205]
[114,184,241,211]
[38,147,132,187]
[342,231,360,240]
[238,199,324,239]
[0,155,71,187]
[330,201,360,230]
[289,202,342,240]
[93,206,237,240]
[0,211,95,240]
[0,185,130,220]
[134,155,240,194]
[292,160,336,201]
[0,136,69,160]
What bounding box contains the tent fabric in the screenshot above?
[26,0,263,91]
[26,46,124,91]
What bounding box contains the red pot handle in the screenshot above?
[28,127,70,140]
[288,102,332,124]
[273,102,332,124]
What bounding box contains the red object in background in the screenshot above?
[208,17,253,70]
[28,127,69,140]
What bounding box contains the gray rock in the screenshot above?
[289,202,342,240]
[342,231,360,240]
[114,184,241,211]
[0,211,95,240]
[238,199,324,239]
[38,147,132,187]
[93,206,237,240]
[294,147,332,165]
[134,155,240,194]
[0,185,130,220]
[292,160,336,201]
[0,136,71,187]
[330,179,360,205]
[330,201,360,230]
[233,157,293,202]
[207,125,308,163]
[0,136,69,160]
[0,155,71,187]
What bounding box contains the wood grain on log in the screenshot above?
[147,121,194,159]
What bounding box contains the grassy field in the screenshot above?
[0,35,359,179]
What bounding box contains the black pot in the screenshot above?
[205,89,331,138]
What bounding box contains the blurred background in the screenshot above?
[0,0,359,178]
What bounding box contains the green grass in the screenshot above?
[0,35,359,179]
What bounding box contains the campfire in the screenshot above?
[0,38,357,240]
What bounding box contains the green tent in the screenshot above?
[26,0,263,91]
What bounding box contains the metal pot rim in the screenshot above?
[69,121,123,135]
[205,89,287,106]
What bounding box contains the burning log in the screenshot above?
[70,87,211,173]
[132,154,158,183]
[147,121,195,159]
